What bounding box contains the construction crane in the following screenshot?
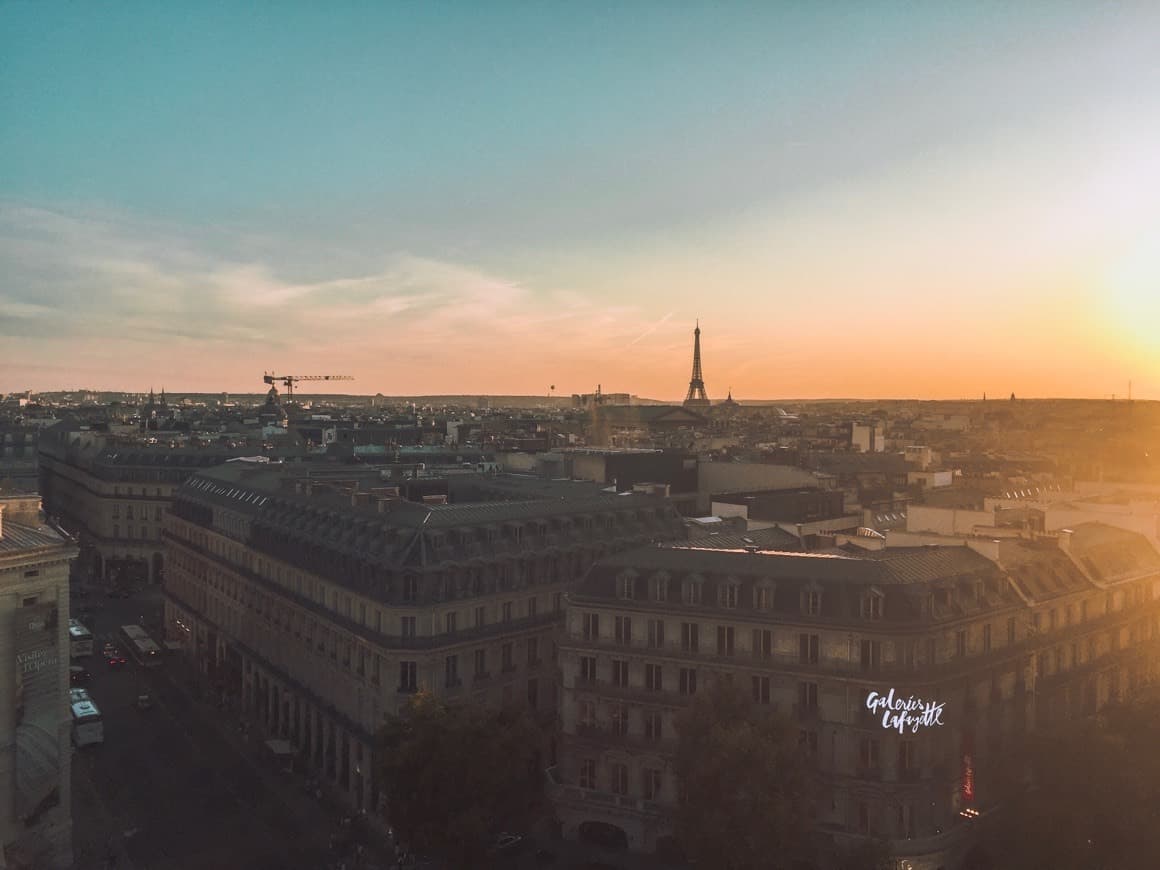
[262,372,354,402]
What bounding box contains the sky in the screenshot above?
[2,2,1159,400]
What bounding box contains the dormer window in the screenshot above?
[861,588,884,621]
[683,576,704,606]
[718,580,740,609]
[617,571,637,601]
[801,584,822,616]
[753,583,774,611]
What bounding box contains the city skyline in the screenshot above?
[2,3,1158,399]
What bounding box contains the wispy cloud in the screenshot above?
[0,202,691,393]
[628,311,674,345]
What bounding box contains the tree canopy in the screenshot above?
[374,693,543,865]
[673,682,815,870]
[983,693,1160,870]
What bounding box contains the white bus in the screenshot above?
[70,688,104,747]
[69,618,94,659]
[119,625,162,667]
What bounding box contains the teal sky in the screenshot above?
[2,2,1159,398]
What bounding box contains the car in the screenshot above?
[69,666,91,684]
[106,650,128,668]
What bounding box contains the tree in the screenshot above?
[375,692,543,866]
[673,682,815,870]
[984,692,1160,870]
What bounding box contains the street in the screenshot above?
[70,585,337,870]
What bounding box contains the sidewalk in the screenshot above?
[157,657,396,869]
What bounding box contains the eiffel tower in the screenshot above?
[683,321,711,409]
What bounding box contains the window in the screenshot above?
[642,768,662,801]
[474,649,487,678]
[578,700,596,728]
[113,524,120,539]
[126,505,134,520]
[502,601,513,622]
[1050,609,1058,630]
[1081,600,1089,622]
[403,576,418,603]
[862,590,884,620]
[1007,616,1016,644]
[527,596,537,618]
[645,663,663,692]
[717,625,735,657]
[615,616,633,646]
[610,704,628,736]
[1065,604,1074,626]
[797,681,818,710]
[582,613,600,641]
[752,628,773,659]
[644,710,663,742]
[445,612,458,634]
[445,655,460,687]
[983,623,992,653]
[647,619,665,649]
[752,675,770,704]
[579,759,597,790]
[898,740,917,771]
[858,802,870,834]
[611,659,629,688]
[652,575,668,602]
[718,583,739,609]
[860,639,881,672]
[681,622,700,653]
[803,588,822,616]
[399,661,417,692]
[618,575,636,600]
[527,678,539,708]
[859,737,880,770]
[610,763,629,796]
[799,633,819,665]
[401,616,416,639]
[502,643,515,673]
[474,606,486,629]
[799,730,818,757]
[553,592,563,612]
[372,654,381,685]
[679,667,698,696]
[579,656,597,683]
[683,580,703,605]
[112,504,120,519]
[956,630,968,658]
[527,637,540,665]
[754,585,773,611]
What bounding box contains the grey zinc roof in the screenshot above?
[0,520,70,554]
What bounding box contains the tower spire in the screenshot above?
[683,321,710,409]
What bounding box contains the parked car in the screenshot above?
[106,649,128,669]
[69,666,91,684]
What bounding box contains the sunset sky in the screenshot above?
[2,3,1158,400]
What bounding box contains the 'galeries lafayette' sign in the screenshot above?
[866,689,947,733]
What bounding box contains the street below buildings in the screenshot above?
[69,585,342,870]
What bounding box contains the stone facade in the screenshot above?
[553,526,1160,869]
[161,466,687,817]
[0,496,77,870]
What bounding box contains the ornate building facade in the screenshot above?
[162,466,686,815]
[0,495,77,870]
[552,525,1160,869]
